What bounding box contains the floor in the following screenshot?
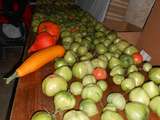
[0,47,23,120]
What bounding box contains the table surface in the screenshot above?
[10,64,160,120]
[10,33,160,120]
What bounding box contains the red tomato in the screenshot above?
[38,21,60,41]
[28,32,56,53]
[92,68,108,80]
[132,52,143,64]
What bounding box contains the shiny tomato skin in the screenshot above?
[92,68,107,80]
[35,32,56,46]
[38,21,60,41]
[28,32,56,53]
[132,52,143,64]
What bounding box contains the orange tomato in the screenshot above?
[92,68,108,80]
[132,52,143,64]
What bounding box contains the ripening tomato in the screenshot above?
[92,68,108,80]
[132,52,143,64]
[38,21,60,41]
[28,32,56,53]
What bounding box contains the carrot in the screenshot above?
[4,45,65,84]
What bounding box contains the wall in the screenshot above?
[137,0,160,65]
[125,0,155,28]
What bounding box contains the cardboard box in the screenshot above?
[104,0,155,31]
[118,0,159,65]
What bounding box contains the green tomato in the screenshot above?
[149,67,160,84]
[70,82,83,95]
[54,91,76,111]
[103,103,117,112]
[103,39,112,47]
[95,22,103,31]
[96,44,107,55]
[80,99,98,117]
[125,102,150,120]
[121,78,135,92]
[93,39,100,45]
[107,31,117,42]
[64,51,76,66]
[128,71,145,87]
[78,46,88,56]
[116,40,130,52]
[61,31,71,38]
[124,45,138,55]
[142,81,159,98]
[149,96,160,117]
[104,52,114,60]
[72,62,88,79]
[112,75,125,85]
[142,62,152,72]
[42,74,68,97]
[85,52,93,59]
[91,58,107,69]
[110,65,125,76]
[31,111,53,120]
[63,42,71,50]
[83,61,94,74]
[62,36,73,43]
[85,36,92,41]
[97,80,108,91]
[80,56,90,61]
[129,87,150,106]
[113,51,121,58]
[107,93,126,110]
[101,110,124,120]
[74,37,82,43]
[81,40,91,49]
[81,32,87,37]
[82,84,103,102]
[54,58,67,69]
[73,32,82,38]
[127,65,138,74]
[108,57,122,69]
[55,66,72,81]
[82,75,96,86]
[120,54,134,68]
[109,44,118,53]
[63,110,89,120]
[95,31,105,38]
[98,55,108,63]
[99,37,106,43]
[70,42,80,53]
[113,38,121,44]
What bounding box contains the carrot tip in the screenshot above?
[4,72,18,84]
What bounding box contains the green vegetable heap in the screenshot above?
[31,2,160,120]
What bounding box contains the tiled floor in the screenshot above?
[0,47,23,120]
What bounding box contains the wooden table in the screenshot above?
[9,33,160,120]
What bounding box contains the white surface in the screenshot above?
[2,24,22,39]
[140,49,152,62]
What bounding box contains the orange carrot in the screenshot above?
[4,45,65,84]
